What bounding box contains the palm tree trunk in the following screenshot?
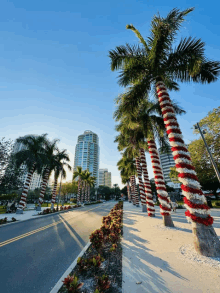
[134,176,139,206]
[156,80,220,256]
[16,164,35,213]
[88,185,90,202]
[51,178,58,210]
[77,178,81,204]
[140,148,155,216]
[127,181,131,202]
[147,139,174,226]
[38,168,50,207]
[136,157,146,211]
[130,175,135,205]
[81,181,85,203]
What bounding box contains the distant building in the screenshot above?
[73,130,100,186]
[158,146,180,189]
[98,169,111,188]
[13,136,53,191]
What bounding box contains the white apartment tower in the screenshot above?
[73,131,100,186]
[158,146,180,189]
[98,169,111,188]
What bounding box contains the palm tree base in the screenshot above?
[136,204,140,207]
[163,215,174,227]
[36,206,41,211]
[142,204,147,212]
[192,221,220,257]
[51,203,54,210]
[16,209,23,214]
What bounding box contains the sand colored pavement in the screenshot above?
[122,202,220,293]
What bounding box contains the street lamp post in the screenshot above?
[195,122,220,183]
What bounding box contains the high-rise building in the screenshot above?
[158,146,180,189]
[73,130,100,186]
[13,136,53,191]
[98,169,111,188]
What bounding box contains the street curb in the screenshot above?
[0,207,84,228]
[50,241,91,293]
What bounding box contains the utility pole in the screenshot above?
[195,122,220,183]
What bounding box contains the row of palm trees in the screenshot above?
[73,166,96,204]
[109,8,220,256]
[14,134,71,213]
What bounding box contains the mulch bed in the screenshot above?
[58,204,123,293]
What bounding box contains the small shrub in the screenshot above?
[96,275,111,292]
[77,257,90,271]
[0,217,7,224]
[109,244,117,252]
[62,275,83,293]
[89,254,104,268]
[89,229,104,251]
[11,217,17,222]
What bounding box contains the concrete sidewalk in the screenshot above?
[0,207,53,222]
[122,202,220,293]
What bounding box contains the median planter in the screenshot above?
[0,217,17,226]
[38,205,82,216]
[58,201,123,293]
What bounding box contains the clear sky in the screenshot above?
[1,0,220,187]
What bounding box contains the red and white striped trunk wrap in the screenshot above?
[38,168,50,205]
[140,148,155,216]
[147,139,171,215]
[77,178,81,202]
[134,176,139,205]
[130,175,135,204]
[51,179,58,204]
[18,165,35,209]
[127,181,131,201]
[135,157,146,206]
[156,81,212,226]
[88,185,90,202]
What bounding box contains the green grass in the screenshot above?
[0,206,6,214]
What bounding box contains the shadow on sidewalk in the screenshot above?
[123,214,188,293]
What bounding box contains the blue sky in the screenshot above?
[1,0,220,187]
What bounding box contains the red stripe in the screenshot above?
[156,186,167,191]
[167,129,182,135]
[181,185,203,195]
[158,194,169,203]
[184,197,209,210]
[162,109,174,115]
[174,154,191,161]
[169,137,184,143]
[178,173,198,181]
[171,146,188,153]
[175,163,195,170]
[165,122,179,127]
[160,204,171,211]
[185,211,213,226]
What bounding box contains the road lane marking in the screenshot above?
[0,203,113,247]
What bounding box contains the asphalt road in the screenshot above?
[0,201,116,293]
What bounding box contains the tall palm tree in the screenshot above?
[37,138,60,210]
[13,134,48,214]
[83,170,92,203]
[115,97,185,222]
[87,175,96,202]
[73,166,84,204]
[51,149,72,210]
[109,8,220,255]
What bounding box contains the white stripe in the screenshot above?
[169,141,185,147]
[166,125,179,131]
[174,158,191,165]
[160,208,171,215]
[176,167,196,174]
[172,150,190,156]
[168,133,183,139]
[178,178,201,188]
[182,191,206,202]
[184,205,210,215]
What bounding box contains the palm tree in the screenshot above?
[115,97,185,222]
[51,149,72,210]
[109,8,220,255]
[87,175,96,202]
[83,170,92,203]
[37,138,60,210]
[13,134,48,214]
[117,152,138,205]
[73,166,84,204]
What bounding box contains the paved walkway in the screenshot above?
[0,207,61,222]
[122,202,220,293]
